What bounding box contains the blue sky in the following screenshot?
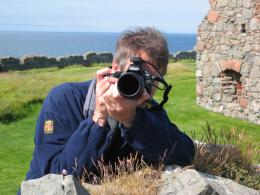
[0,0,209,33]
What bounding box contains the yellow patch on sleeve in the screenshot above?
[44,120,54,134]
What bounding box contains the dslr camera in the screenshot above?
[108,57,154,99]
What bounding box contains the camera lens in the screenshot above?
[117,72,144,98]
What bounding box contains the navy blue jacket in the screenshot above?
[25,80,195,180]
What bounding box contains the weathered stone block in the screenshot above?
[232,50,245,59]
[222,95,234,103]
[213,93,222,101]
[21,174,90,195]
[243,0,252,8]
[249,66,260,79]
[201,51,209,62]
[244,53,255,65]
[159,167,259,195]
[254,55,260,66]
[240,98,249,108]
[196,41,205,51]
[217,0,228,8]
[242,9,253,19]
[237,0,243,7]
[243,44,252,52]
[250,18,260,30]
[196,69,202,77]
[209,0,217,7]
[216,22,224,31]
[229,0,237,8]
[220,60,242,72]
[196,85,203,97]
[208,11,219,23]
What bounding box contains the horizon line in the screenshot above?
[0,29,197,35]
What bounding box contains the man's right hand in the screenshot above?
[93,68,118,127]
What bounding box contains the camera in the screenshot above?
[109,57,154,99]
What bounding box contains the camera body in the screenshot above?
[110,57,153,99]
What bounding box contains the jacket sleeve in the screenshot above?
[121,107,195,166]
[34,84,110,177]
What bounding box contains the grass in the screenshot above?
[164,60,260,146]
[82,154,162,195]
[0,65,103,122]
[192,123,260,190]
[0,60,259,194]
[0,104,40,194]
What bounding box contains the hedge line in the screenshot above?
[0,52,113,72]
[0,51,196,72]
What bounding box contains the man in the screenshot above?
[24,27,195,182]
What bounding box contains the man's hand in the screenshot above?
[103,82,150,128]
[93,68,117,127]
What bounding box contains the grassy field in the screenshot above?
[0,61,259,194]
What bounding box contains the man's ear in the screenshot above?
[112,62,120,71]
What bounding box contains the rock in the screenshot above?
[21,174,90,195]
[159,167,260,195]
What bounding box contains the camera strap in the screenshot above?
[150,77,172,109]
[159,84,172,107]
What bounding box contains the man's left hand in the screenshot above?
[103,82,150,128]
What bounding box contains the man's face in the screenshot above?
[113,51,161,98]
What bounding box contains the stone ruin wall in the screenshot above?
[196,0,260,124]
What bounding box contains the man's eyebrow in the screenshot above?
[144,64,157,74]
[143,60,163,78]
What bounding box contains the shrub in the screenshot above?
[84,52,99,64]
[98,53,113,63]
[58,55,84,66]
[0,57,20,71]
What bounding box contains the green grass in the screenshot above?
[0,104,40,194]
[163,60,260,146]
[0,65,104,122]
[0,61,259,194]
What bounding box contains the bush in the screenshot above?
[84,52,99,64]
[21,55,57,69]
[0,57,20,71]
[58,55,84,66]
[98,53,113,63]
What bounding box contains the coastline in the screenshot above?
[0,31,196,58]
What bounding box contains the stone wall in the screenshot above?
[196,0,260,124]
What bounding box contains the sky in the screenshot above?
[0,0,209,33]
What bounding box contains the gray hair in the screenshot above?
[113,27,169,76]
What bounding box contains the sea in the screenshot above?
[0,31,196,58]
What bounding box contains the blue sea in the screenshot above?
[0,31,196,57]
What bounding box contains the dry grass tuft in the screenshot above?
[82,154,163,195]
[192,122,260,190]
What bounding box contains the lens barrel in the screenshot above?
[117,72,144,99]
